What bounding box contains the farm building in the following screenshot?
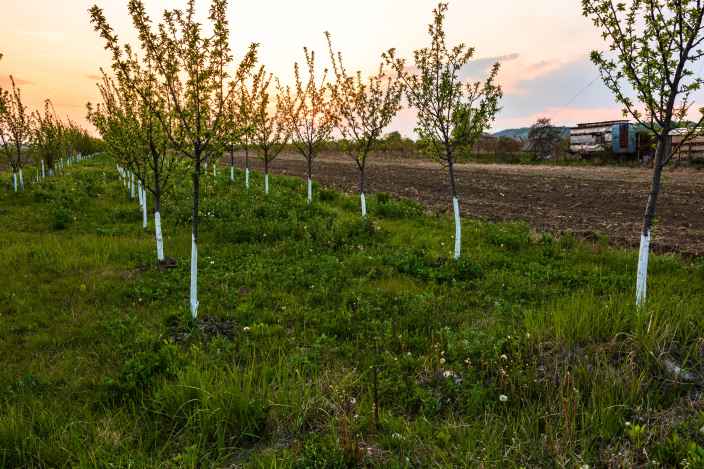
[670,128,704,162]
[569,120,651,159]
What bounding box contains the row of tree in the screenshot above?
[88,0,502,318]
[0,54,101,191]
[88,0,704,316]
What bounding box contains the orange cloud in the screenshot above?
[0,76,33,87]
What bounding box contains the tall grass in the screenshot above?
[1,157,703,467]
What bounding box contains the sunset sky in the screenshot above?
[0,0,637,135]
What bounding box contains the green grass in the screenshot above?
[2,156,704,467]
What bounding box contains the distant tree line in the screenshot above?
[0,54,102,191]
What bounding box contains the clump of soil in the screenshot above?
[158,257,178,271]
[169,315,236,343]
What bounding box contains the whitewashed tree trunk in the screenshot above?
[142,188,148,229]
[41,160,45,179]
[453,197,462,260]
[190,234,199,318]
[12,172,17,192]
[154,211,165,262]
[636,230,651,307]
[230,166,234,182]
[361,193,367,217]
[265,174,270,194]
[245,168,250,189]
[307,178,313,204]
[19,169,24,191]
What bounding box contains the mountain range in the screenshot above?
[493,127,572,141]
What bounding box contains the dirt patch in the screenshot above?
[169,316,236,343]
[223,152,704,257]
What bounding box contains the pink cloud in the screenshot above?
[499,59,564,95]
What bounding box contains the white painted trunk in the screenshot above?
[19,169,24,190]
[190,234,199,318]
[230,166,234,182]
[245,168,250,189]
[142,188,148,229]
[636,230,651,307]
[307,178,313,204]
[155,211,165,262]
[41,160,45,179]
[361,192,367,217]
[12,173,17,192]
[138,181,144,209]
[453,197,462,260]
[265,174,270,194]
[213,165,216,177]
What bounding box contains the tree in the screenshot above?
[32,100,64,177]
[222,78,253,184]
[528,118,562,159]
[0,76,32,192]
[248,66,288,195]
[234,71,258,189]
[278,47,337,204]
[583,0,704,305]
[90,0,258,318]
[326,32,403,217]
[88,68,178,264]
[385,2,502,259]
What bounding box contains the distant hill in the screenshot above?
[493,127,571,141]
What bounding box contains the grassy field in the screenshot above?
[2,156,704,468]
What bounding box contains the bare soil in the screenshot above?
[227,152,704,256]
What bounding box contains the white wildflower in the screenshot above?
[499,394,509,403]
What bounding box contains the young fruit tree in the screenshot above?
[88,75,143,202]
[32,100,64,178]
[385,2,502,259]
[88,69,178,264]
[249,67,289,195]
[0,76,32,192]
[582,0,704,306]
[236,79,256,189]
[90,0,258,318]
[222,82,243,184]
[326,32,403,217]
[278,48,337,204]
